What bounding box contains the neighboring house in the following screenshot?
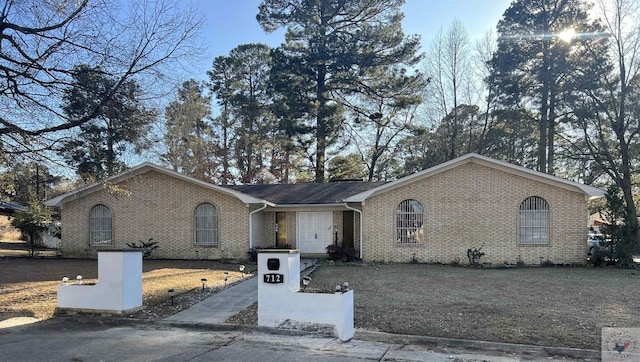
[0,200,27,216]
[45,154,605,264]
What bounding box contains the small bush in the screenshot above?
[588,248,616,267]
[247,244,292,263]
[326,244,342,261]
[466,246,484,267]
[126,238,158,259]
[247,247,261,262]
[540,259,554,267]
[326,244,356,262]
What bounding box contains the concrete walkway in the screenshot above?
[164,258,316,325]
[163,277,257,325]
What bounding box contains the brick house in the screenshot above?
[45,153,604,264]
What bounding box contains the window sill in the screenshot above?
[395,242,425,248]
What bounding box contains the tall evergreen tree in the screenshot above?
[230,44,273,184]
[491,0,607,174]
[162,79,217,182]
[208,44,275,184]
[208,56,236,185]
[257,0,422,182]
[62,65,156,181]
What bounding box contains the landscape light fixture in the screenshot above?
[201,278,207,291]
[342,282,349,292]
[301,276,311,290]
[335,285,342,293]
[62,276,69,284]
[168,289,176,306]
[76,275,83,285]
[224,271,229,286]
[239,265,245,278]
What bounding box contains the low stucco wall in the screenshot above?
[257,250,354,341]
[57,250,142,313]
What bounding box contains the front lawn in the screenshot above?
[0,257,245,321]
[307,263,640,349]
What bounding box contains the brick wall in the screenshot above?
[361,162,588,265]
[60,171,250,259]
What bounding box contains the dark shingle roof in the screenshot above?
[0,200,27,215]
[224,181,387,205]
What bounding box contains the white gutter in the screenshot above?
[345,203,364,260]
[248,203,268,249]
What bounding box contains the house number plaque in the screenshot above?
[263,273,284,284]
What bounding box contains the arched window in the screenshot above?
[396,199,424,244]
[89,204,112,245]
[194,203,218,246]
[519,196,550,245]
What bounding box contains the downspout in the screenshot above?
[248,203,268,249]
[345,203,364,260]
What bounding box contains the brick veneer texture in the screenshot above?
[360,162,588,265]
[60,162,590,265]
[60,171,250,259]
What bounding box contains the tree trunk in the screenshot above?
[107,120,115,176]
[222,110,230,185]
[547,83,557,175]
[313,7,331,183]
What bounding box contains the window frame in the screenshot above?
[89,204,113,246]
[395,199,425,245]
[194,202,218,246]
[518,196,550,245]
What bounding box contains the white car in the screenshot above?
[587,233,606,255]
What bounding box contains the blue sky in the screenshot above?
[189,0,512,79]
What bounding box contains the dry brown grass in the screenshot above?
[0,216,22,241]
[309,263,640,349]
[229,262,640,349]
[0,256,248,321]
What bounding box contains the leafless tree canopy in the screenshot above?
[0,0,203,154]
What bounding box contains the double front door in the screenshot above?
[297,212,333,254]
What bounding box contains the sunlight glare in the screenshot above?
[558,28,576,42]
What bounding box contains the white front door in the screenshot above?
[297,212,333,254]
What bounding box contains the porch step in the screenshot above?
[300,258,318,277]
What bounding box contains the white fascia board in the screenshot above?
[344,153,607,202]
[270,203,350,211]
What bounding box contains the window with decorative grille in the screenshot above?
[519,196,550,245]
[396,199,424,244]
[194,203,218,246]
[89,204,112,245]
